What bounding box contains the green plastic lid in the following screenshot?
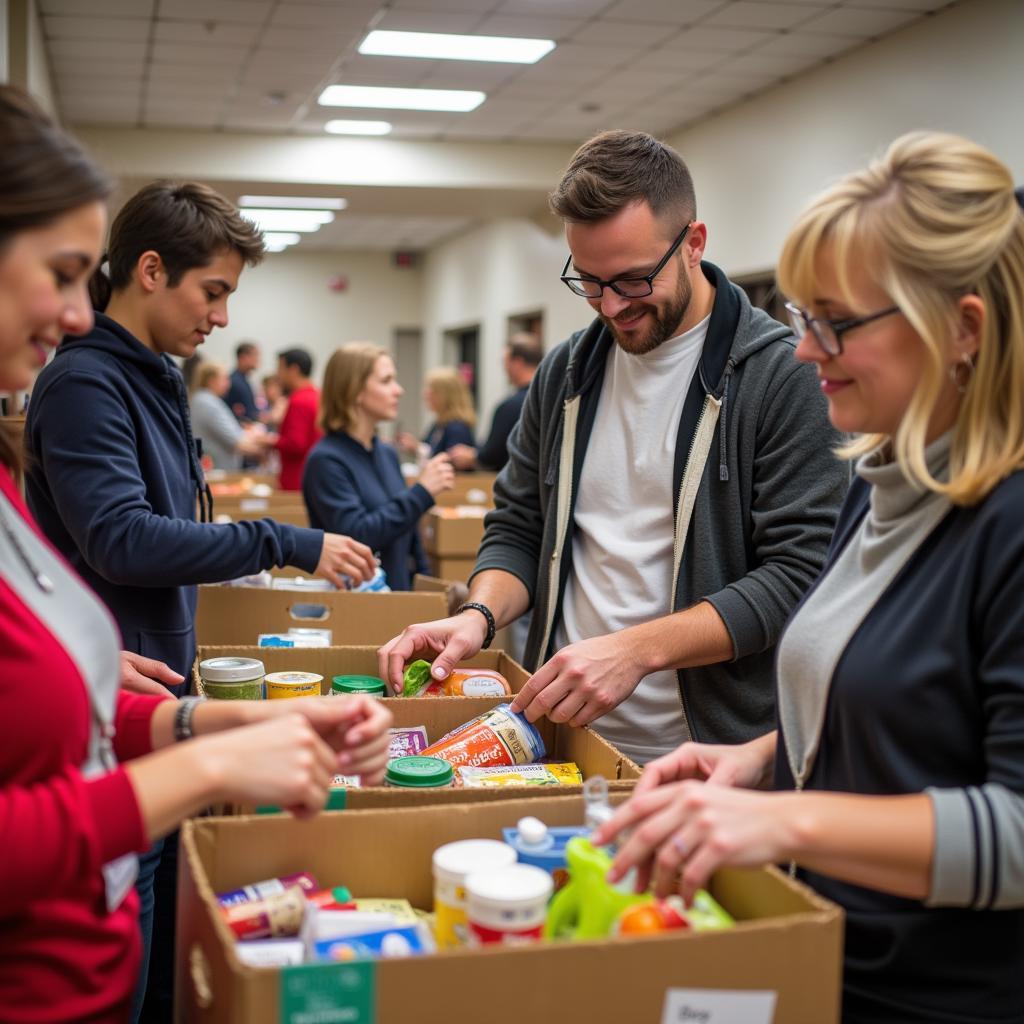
[385,756,454,788]
[331,674,387,696]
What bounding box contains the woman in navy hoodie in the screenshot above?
[596,133,1024,1023]
[24,180,376,1022]
[304,342,454,589]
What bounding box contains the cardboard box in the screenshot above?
[430,471,496,508]
[191,647,641,808]
[195,587,449,646]
[177,796,843,1024]
[421,506,488,557]
[427,555,477,584]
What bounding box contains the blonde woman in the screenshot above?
[597,133,1024,1023]
[303,343,454,590]
[188,361,272,469]
[398,366,477,459]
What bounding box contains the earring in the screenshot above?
[950,351,975,395]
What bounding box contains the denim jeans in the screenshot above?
[129,837,163,1023]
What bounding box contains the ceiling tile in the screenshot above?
[585,67,685,100]
[390,0,496,10]
[154,19,261,46]
[798,6,922,37]
[372,11,486,33]
[531,41,647,68]
[516,61,607,85]
[414,63,522,89]
[474,14,584,40]
[55,60,146,79]
[514,123,592,141]
[638,44,725,72]
[40,0,154,14]
[601,0,723,25]
[847,0,950,8]
[148,62,241,84]
[267,3,376,29]
[570,19,675,47]
[498,0,613,15]
[674,25,779,53]
[156,0,272,24]
[467,96,556,119]
[151,40,249,65]
[704,2,821,30]
[43,15,150,41]
[723,48,819,75]
[47,38,148,61]
[260,25,354,53]
[751,30,857,58]
[145,77,237,100]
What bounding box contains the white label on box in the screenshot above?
[660,989,777,1024]
[239,497,269,511]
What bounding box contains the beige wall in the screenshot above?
[202,248,423,391]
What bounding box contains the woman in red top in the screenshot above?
[0,87,392,1023]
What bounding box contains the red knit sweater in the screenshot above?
[275,383,322,491]
[0,467,166,1022]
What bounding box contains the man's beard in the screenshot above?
[601,270,692,355]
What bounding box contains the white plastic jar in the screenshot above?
[431,839,516,949]
[465,864,553,946]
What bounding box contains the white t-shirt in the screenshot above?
[554,316,709,764]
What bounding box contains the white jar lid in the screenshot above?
[199,657,265,682]
[516,816,549,846]
[432,840,516,886]
[465,864,553,910]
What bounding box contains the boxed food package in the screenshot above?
[176,795,843,1024]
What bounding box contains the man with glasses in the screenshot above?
[379,130,847,764]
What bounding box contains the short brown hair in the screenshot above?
[507,332,542,367]
[95,181,265,308]
[549,130,696,229]
[321,342,389,434]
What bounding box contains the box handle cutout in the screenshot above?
[288,603,331,621]
[189,942,214,1009]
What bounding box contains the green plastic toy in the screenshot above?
[544,837,650,940]
[401,659,434,697]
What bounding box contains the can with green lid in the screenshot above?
[384,756,454,789]
[331,674,387,697]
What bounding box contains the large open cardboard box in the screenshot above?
[177,795,843,1024]
[191,647,640,808]
[195,585,451,646]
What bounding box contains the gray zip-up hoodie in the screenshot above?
[473,262,848,745]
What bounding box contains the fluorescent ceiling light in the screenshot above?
[324,119,393,136]
[240,208,335,233]
[265,242,292,253]
[359,30,555,64]
[239,196,347,210]
[318,84,485,113]
[262,232,302,247]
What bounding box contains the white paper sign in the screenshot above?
[660,988,777,1024]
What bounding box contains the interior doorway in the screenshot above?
[393,327,423,438]
[443,323,481,410]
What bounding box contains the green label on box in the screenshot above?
[280,961,374,1024]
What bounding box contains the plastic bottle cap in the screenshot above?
[332,886,352,903]
[516,816,549,847]
[331,675,387,696]
[385,756,454,788]
[199,657,265,682]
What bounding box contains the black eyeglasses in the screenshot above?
[785,301,901,356]
[560,223,693,299]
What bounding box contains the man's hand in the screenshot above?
[120,651,182,696]
[377,612,489,694]
[509,632,646,727]
[317,533,376,588]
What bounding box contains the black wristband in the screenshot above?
[457,601,496,650]
[173,697,202,743]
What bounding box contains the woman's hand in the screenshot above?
[120,651,182,696]
[418,453,455,497]
[593,781,798,904]
[199,713,338,818]
[258,695,393,785]
[634,733,777,797]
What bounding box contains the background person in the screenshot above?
[275,345,322,490]
[449,332,542,472]
[596,132,1024,1024]
[225,338,260,422]
[398,366,476,460]
[189,361,274,470]
[303,342,454,590]
[0,83,393,1024]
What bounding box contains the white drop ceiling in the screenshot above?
[43,0,956,250]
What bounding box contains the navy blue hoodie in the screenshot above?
[25,314,323,683]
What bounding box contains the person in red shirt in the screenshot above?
[0,86,393,1024]
[275,346,322,490]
